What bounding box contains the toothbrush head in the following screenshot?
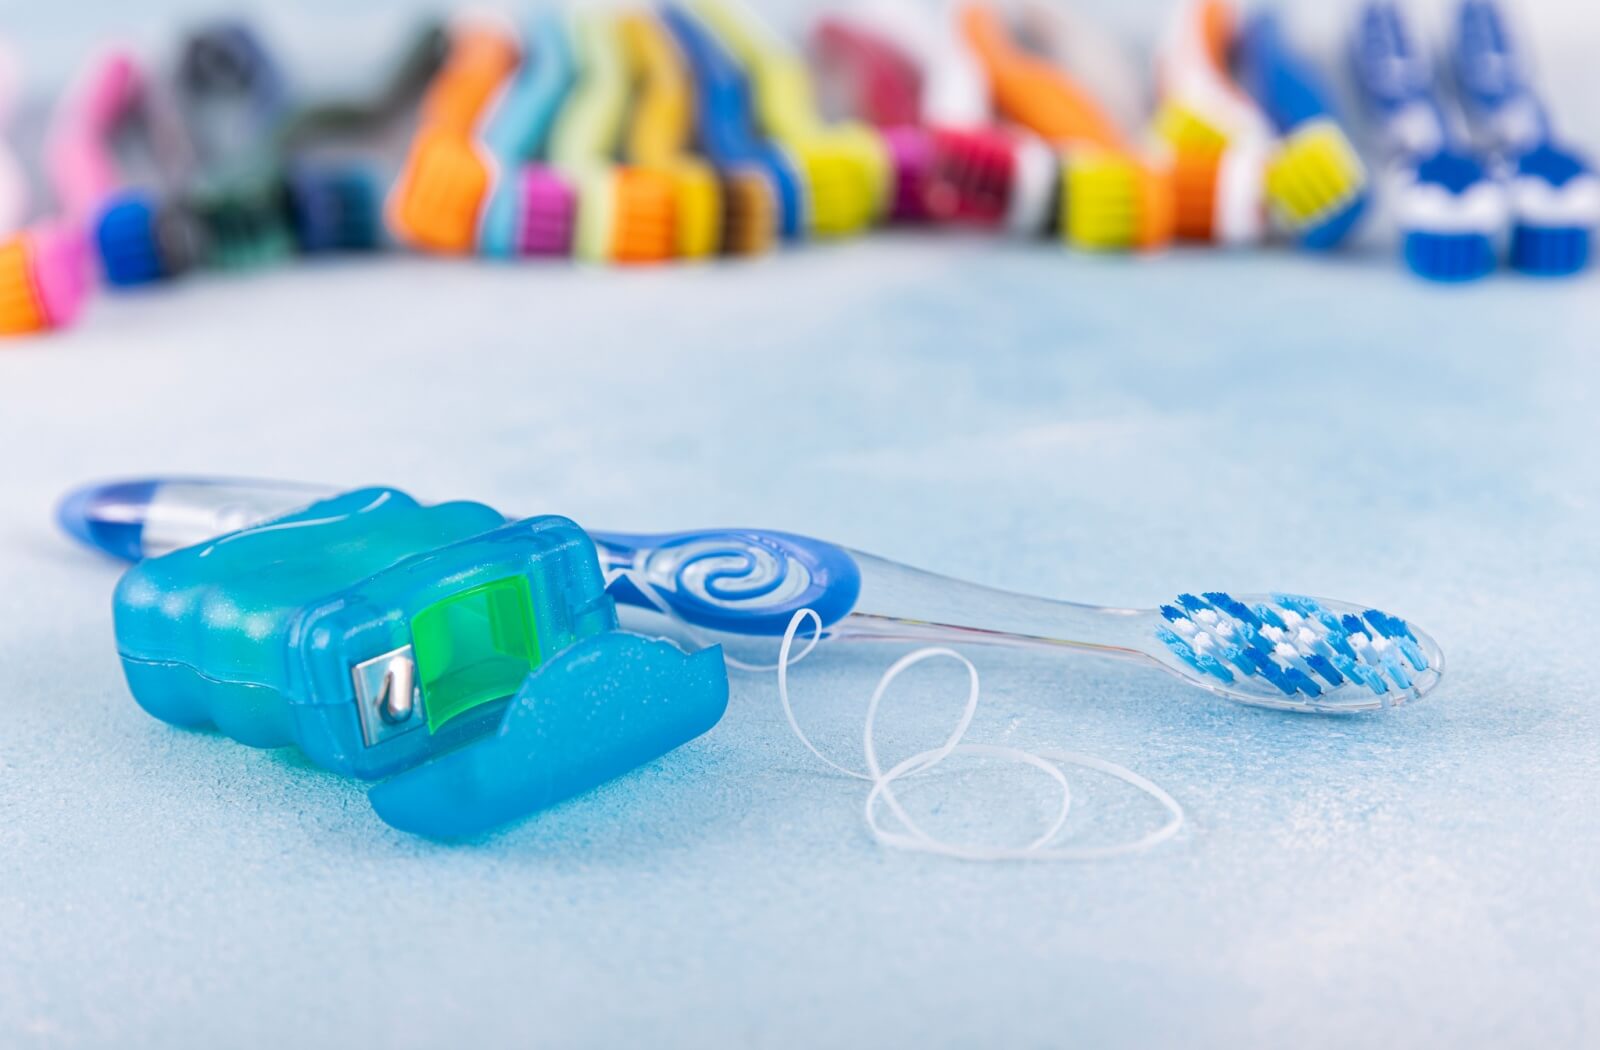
[94,191,206,286]
[1262,119,1369,250]
[1156,592,1443,713]
[514,165,577,257]
[385,20,518,252]
[386,127,491,253]
[1059,150,1174,252]
[882,126,934,223]
[187,174,296,270]
[1167,141,1223,242]
[1396,149,1505,282]
[286,163,384,252]
[720,166,777,254]
[1237,11,1369,249]
[1154,103,1245,245]
[1160,126,1268,246]
[609,167,678,264]
[93,193,167,285]
[666,161,724,259]
[791,133,886,238]
[924,126,1015,226]
[1505,141,1598,277]
[0,222,91,336]
[617,14,723,260]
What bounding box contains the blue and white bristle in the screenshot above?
[1156,592,1432,701]
[1399,150,1505,282]
[1506,142,1598,276]
[1451,0,1596,277]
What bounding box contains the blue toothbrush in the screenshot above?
[1349,1,1505,281]
[59,477,1445,716]
[662,5,805,240]
[1451,0,1597,276]
[1237,11,1370,250]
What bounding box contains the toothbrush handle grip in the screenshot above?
[592,528,863,636]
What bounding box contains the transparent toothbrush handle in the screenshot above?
[596,530,1156,659]
[57,478,337,561]
[836,551,1154,658]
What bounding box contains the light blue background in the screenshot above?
[3,2,1600,1048]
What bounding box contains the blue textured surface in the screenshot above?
[2,237,1598,1046]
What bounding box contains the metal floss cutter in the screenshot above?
[111,487,728,838]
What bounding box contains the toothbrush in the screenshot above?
[278,23,450,253]
[621,13,725,259]
[474,13,578,259]
[1235,10,1370,250]
[60,477,1445,716]
[175,21,296,270]
[808,15,937,223]
[0,222,90,336]
[811,13,1039,231]
[596,15,680,266]
[0,44,91,332]
[961,4,1173,252]
[663,5,792,249]
[852,1,1058,235]
[1451,0,1598,276]
[48,49,204,287]
[385,17,520,254]
[1153,0,1272,246]
[1349,2,1505,282]
[694,0,890,238]
[548,13,678,265]
[1015,0,1178,248]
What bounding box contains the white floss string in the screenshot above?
[775,609,1184,862]
[607,569,1183,861]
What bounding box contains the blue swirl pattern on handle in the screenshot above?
[594,528,861,636]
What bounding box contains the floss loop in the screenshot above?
[776,608,1184,862]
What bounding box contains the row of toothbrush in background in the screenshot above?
[0,0,1594,339]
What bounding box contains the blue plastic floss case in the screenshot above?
[111,487,730,838]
